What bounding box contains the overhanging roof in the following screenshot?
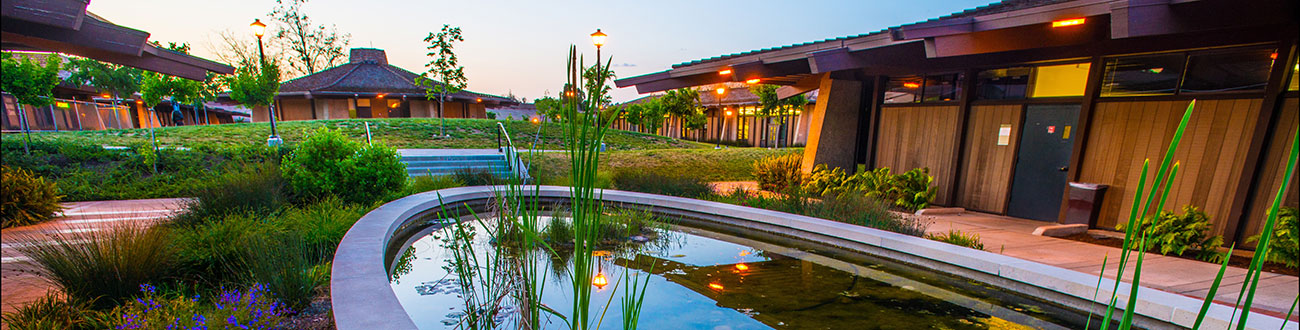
[615,0,1297,95]
[1,0,234,80]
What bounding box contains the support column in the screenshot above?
[801,75,863,173]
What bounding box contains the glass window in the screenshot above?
[884,76,923,104]
[1101,54,1186,96]
[922,74,962,102]
[1180,49,1274,93]
[976,67,1031,100]
[1030,63,1091,97]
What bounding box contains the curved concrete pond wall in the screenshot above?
[331,185,1295,330]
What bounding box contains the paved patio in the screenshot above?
[922,211,1299,319]
[0,198,187,315]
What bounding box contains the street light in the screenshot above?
[714,87,726,148]
[251,18,281,146]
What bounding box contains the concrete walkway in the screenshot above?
[924,211,1299,318]
[0,198,188,315]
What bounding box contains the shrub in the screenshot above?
[107,283,290,330]
[1,165,64,228]
[1248,207,1298,268]
[928,229,985,250]
[15,224,177,309]
[173,212,283,285]
[802,164,849,196]
[173,161,288,226]
[275,198,369,251]
[227,235,329,311]
[0,293,112,330]
[281,128,406,204]
[801,166,937,212]
[752,153,802,192]
[1119,205,1224,262]
[610,170,712,198]
[887,168,938,211]
[454,167,502,186]
[405,174,465,196]
[806,192,930,237]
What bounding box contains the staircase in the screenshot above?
[400,153,514,178]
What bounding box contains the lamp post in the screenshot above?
[590,29,607,110]
[251,18,281,146]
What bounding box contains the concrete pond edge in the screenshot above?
[331,185,1295,330]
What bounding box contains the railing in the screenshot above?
[495,122,525,181]
[2,94,136,132]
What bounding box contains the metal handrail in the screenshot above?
[495,122,522,179]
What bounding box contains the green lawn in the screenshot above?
[23,118,707,150]
[529,148,801,183]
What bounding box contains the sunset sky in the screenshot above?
[86,0,992,103]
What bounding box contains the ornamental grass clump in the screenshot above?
[610,169,712,198]
[15,224,177,309]
[927,229,985,250]
[1,165,64,228]
[752,153,803,192]
[0,293,113,330]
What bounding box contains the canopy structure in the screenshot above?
[1,0,234,80]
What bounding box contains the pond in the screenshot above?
[389,215,1098,330]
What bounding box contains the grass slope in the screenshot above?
[22,118,706,150]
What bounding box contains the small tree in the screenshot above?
[534,96,562,123]
[416,24,468,137]
[0,52,61,154]
[270,0,350,78]
[661,88,702,139]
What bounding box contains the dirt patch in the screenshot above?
[1060,233,1298,276]
[283,287,334,329]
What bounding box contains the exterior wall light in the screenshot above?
[1051,18,1085,28]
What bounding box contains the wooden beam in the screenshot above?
[1,0,88,31]
[1225,39,1298,243]
[1067,56,1107,182]
[948,69,980,206]
[776,74,825,99]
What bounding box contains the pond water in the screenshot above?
[389,217,1098,330]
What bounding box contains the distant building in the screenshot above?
[487,103,538,122]
[254,48,516,123]
[616,84,816,147]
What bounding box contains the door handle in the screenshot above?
[1059,166,1069,172]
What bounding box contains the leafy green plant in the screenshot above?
[887,168,938,211]
[1247,207,1298,268]
[800,165,937,211]
[753,153,803,192]
[1117,205,1224,262]
[610,169,713,198]
[1,165,64,228]
[227,235,329,311]
[280,128,406,204]
[0,293,112,330]
[801,164,848,196]
[927,229,985,250]
[15,224,177,309]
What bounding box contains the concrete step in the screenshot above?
[406,167,512,176]
[408,169,515,177]
[400,154,505,162]
[402,160,507,168]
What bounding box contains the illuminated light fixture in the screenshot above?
[531,117,540,123]
[708,283,724,290]
[590,29,607,48]
[135,100,143,104]
[1051,18,1085,28]
[476,98,482,103]
[376,94,385,99]
[55,101,70,109]
[1269,52,1277,60]
[593,272,609,289]
[735,263,749,271]
[716,87,726,95]
[725,110,733,117]
[101,93,112,98]
[250,19,267,38]
[718,69,732,75]
[745,78,761,84]
[902,82,921,89]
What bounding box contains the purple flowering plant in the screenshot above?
[112,283,290,330]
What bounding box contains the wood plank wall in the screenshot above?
[874,105,961,205]
[1077,98,1264,237]
[956,105,1023,213]
[1241,96,1299,241]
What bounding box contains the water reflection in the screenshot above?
[390,217,1088,329]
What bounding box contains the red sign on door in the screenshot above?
[1047,126,1056,134]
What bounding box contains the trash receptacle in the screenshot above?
[1063,182,1107,226]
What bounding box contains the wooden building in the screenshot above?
[615,0,1299,244]
[258,48,515,122]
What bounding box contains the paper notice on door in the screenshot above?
[997,124,1012,146]
[1062,125,1072,139]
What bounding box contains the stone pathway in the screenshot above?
[923,211,1299,319]
[0,198,188,315]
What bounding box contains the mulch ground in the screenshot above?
[1060,233,1298,276]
